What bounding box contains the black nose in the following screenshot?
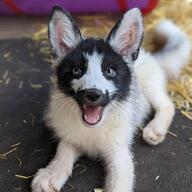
[84,89,102,104]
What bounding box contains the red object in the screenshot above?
[4,0,23,14]
[142,0,159,15]
[118,0,128,12]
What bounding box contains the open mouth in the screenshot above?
[80,105,104,126]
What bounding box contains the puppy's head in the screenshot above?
[48,6,143,127]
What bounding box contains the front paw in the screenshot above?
[143,123,166,145]
[31,168,63,192]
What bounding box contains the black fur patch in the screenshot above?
[106,15,123,43]
[57,38,132,104]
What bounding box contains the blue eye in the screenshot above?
[106,67,116,77]
[72,67,82,76]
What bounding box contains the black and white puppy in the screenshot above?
[32,6,191,192]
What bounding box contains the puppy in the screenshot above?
[32,6,191,192]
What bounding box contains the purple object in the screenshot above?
[0,0,158,15]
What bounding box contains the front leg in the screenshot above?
[32,141,80,192]
[104,146,134,192]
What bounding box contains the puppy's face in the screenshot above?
[56,39,131,126]
[48,6,143,127]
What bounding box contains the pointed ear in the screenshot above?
[107,8,143,61]
[48,6,82,61]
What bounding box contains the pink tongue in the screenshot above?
[84,106,101,124]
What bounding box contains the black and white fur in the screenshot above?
[32,6,191,192]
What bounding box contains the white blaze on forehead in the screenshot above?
[72,51,116,94]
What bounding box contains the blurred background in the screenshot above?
[0,1,192,192]
[0,0,159,38]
